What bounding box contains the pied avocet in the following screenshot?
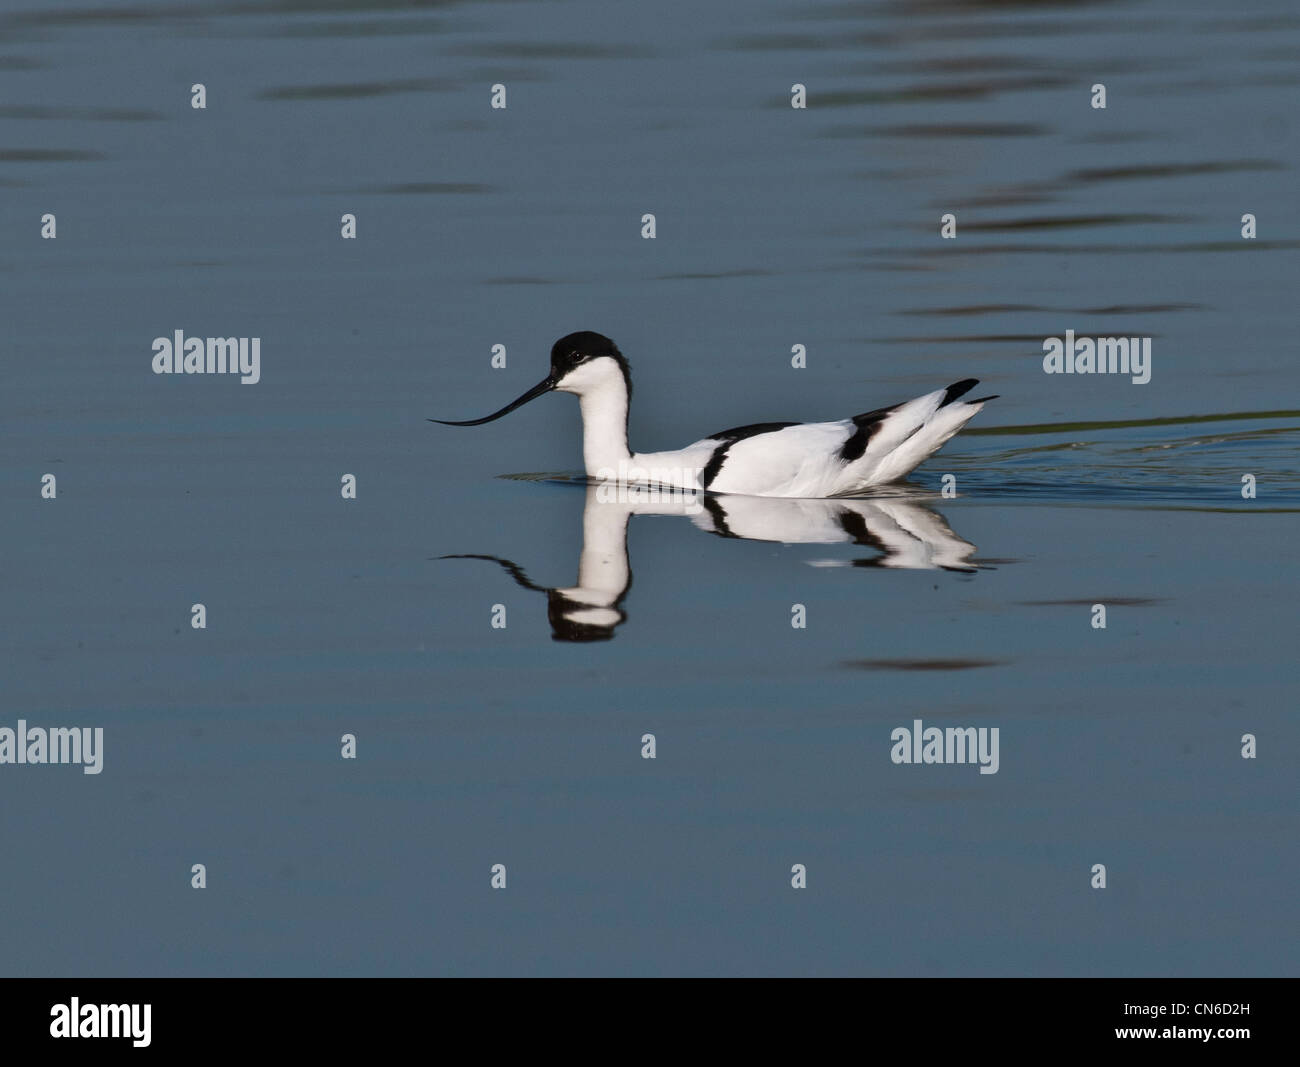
[432,331,996,498]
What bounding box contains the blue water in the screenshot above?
[1,0,1296,975]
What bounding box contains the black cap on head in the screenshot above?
[550,331,628,380]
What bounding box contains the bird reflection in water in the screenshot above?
[441,483,981,642]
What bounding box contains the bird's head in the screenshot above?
[430,331,629,426]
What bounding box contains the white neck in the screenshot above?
[575,378,632,478]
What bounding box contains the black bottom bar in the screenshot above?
[1,978,1285,1054]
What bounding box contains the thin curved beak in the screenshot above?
[429,375,555,426]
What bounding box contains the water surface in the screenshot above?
[1,0,1296,975]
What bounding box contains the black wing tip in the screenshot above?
[968,394,999,404]
[939,378,980,407]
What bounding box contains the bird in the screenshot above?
[431,331,997,498]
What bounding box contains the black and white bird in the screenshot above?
[433,331,996,498]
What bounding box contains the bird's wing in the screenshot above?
[703,421,851,496]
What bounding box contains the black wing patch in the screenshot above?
[838,403,900,463]
[701,421,800,489]
[707,420,800,444]
[701,441,733,489]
